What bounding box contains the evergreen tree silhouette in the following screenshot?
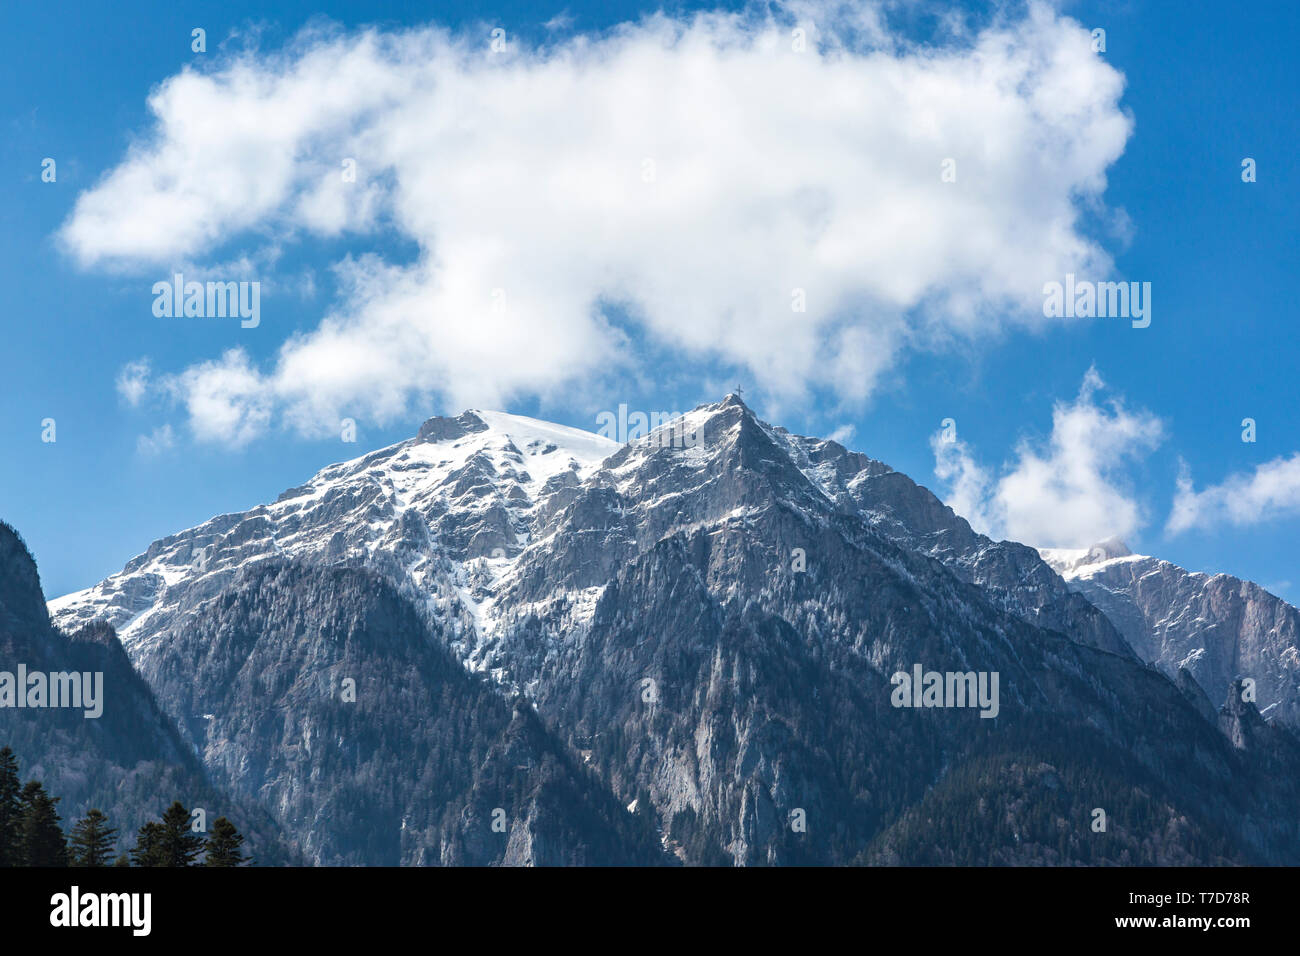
[158,801,205,867]
[130,822,166,867]
[0,747,21,867]
[17,780,67,867]
[69,809,118,867]
[204,817,249,866]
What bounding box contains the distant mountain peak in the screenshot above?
[1038,538,1300,729]
[1090,536,1133,560]
[1039,538,1140,578]
[415,410,489,443]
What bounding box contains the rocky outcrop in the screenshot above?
[1041,543,1300,728]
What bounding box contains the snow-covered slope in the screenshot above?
[51,397,1295,726]
[49,410,617,666]
[51,397,1136,669]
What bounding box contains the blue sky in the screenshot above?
[2,0,1297,599]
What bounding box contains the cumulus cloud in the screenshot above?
[163,349,273,447]
[1167,453,1300,534]
[931,368,1163,548]
[61,1,1133,443]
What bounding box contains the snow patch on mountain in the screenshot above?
[48,410,619,656]
[1038,538,1145,579]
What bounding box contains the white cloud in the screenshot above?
[543,12,576,33]
[63,1,1133,443]
[828,423,856,445]
[116,359,152,407]
[931,368,1163,548]
[136,424,176,456]
[1167,453,1300,535]
[931,432,995,537]
[163,348,273,447]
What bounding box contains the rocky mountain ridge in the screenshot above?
[1042,540,1300,728]
[31,396,1300,864]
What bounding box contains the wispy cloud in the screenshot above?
[136,424,176,456]
[828,423,856,445]
[1168,453,1300,534]
[931,430,995,536]
[164,348,273,447]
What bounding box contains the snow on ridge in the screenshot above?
[470,409,618,486]
[1039,542,1149,580]
[45,406,632,660]
[473,409,617,459]
[46,586,95,614]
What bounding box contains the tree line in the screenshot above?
[0,746,248,867]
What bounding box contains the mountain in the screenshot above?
[481,398,1300,863]
[44,397,1300,865]
[132,558,664,865]
[0,520,286,863]
[1041,540,1300,728]
[49,409,617,676]
[760,424,1135,658]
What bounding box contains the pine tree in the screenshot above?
[0,747,21,867]
[203,817,249,867]
[158,801,204,867]
[130,822,166,867]
[69,809,118,867]
[17,780,67,866]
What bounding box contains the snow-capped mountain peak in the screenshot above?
[1039,538,1144,579]
[48,408,619,648]
[34,397,1300,868]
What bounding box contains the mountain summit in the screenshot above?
[1039,538,1138,576]
[37,399,1300,864]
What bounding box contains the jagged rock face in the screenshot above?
[493,406,1300,865]
[1175,666,1219,725]
[129,559,662,865]
[1219,679,1270,751]
[767,432,1134,658]
[497,397,1126,657]
[1041,545,1300,728]
[0,521,287,863]
[39,398,1300,865]
[0,523,50,637]
[48,410,618,668]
